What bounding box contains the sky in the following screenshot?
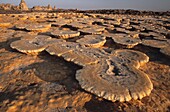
[0,0,169,11]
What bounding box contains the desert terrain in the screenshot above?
[0,10,170,112]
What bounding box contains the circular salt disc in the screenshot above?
[76,50,153,102]
[142,39,169,48]
[25,24,51,32]
[76,35,106,48]
[110,34,141,48]
[67,22,89,29]
[51,29,80,39]
[14,24,27,30]
[78,25,105,35]
[10,39,47,55]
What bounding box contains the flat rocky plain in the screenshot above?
[0,12,170,112]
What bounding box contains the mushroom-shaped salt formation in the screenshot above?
[107,33,141,48]
[111,49,150,68]
[160,46,170,57]
[76,35,106,48]
[10,39,46,55]
[76,18,94,25]
[25,23,51,32]
[78,25,105,35]
[46,42,98,66]
[148,32,167,41]
[10,35,54,55]
[50,29,80,39]
[51,19,72,27]
[78,47,110,59]
[142,39,168,48]
[76,49,153,102]
[14,24,27,30]
[51,21,68,27]
[115,27,130,34]
[67,22,89,29]
[42,38,66,46]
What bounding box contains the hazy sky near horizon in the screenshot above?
[0,0,169,11]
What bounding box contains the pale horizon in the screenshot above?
[0,0,170,11]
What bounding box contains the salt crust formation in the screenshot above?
[10,35,65,55]
[15,23,51,32]
[8,12,170,103]
[76,35,106,48]
[50,29,80,39]
[46,42,98,66]
[76,50,153,102]
[67,22,89,29]
[142,39,169,48]
[78,25,105,35]
[10,36,153,102]
[104,33,141,48]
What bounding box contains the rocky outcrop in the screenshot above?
[0,3,17,10]
[31,4,53,11]
[0,0,28,11]
[19,0,28,11]
[0,1,56,12]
